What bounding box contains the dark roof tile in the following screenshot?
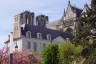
[21,24,74,40]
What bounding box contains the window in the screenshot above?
[14,16,18,22]
[43,43,46,48]
[26,17,29,24]
[27,42,31,49]
[47,34,51,41]
[26,31,31,38]
[37,33,42,39]
[65,28,73,34]
[33,42,37,52]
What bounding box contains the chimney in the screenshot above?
[9,32,14,53]
[8,35,10,40]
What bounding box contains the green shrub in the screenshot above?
[41,43,59,64]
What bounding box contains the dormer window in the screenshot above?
[37,33,42,39]
[26,31,31,38]
[47,34,51,41]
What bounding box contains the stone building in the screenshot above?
[46,1,89,35]
[4,10,73,54]
[4,1,89,54]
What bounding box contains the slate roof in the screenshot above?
[48,4,83,27]
[21,24,74,40]
[65,1,83,18]
[64,5,83,18]
[71,6,83,17]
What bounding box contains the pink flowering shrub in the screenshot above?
[0,50,41,64]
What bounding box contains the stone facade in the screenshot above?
[46,1,89,36]
[5,10,73,54]
[5,33,67,54]
[36,15,48,27]
[4,1,90,54]
[13,11,35,39]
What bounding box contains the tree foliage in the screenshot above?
[59,41,83,64]
[91,0,96,9]
[74,0,96,43]
[0,50,41,64]
[73,0,96,63]
[41,43,59,64]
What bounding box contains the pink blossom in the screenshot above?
[0,50,3,55]
[3,46,9,54]
[0,50,41,64]
[21,50,31,56]
[32,56,42,61]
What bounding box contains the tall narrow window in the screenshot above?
[27,17,29,24]
[26,31,31,38]
[43,43,46,48]
[47,34,51,41]
[27,42,31,49]
[33,42,37,52]
[37,33,42,39]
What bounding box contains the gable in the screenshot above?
[64,5,76,20]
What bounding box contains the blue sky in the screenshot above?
[0,0,91,49]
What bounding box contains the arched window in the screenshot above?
[47,34,51,41]
[26,17,29,24]
[26,31,31,38]
[25,15,30,24]
[37,33,42,39]
[65,28,73,34]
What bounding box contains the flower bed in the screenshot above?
[0,50,41,64]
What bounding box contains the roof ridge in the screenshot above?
[71,5,83,11]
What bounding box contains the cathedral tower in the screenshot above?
[36,15,48,27]
[13,11,35,38]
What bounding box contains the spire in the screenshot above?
[68,0,71,5]
[61,8,66,20]
[64,9,66,16]
[84,3,89,9]
[84,3,88,7]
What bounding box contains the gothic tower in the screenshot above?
[36,15,48,27]
[13,11,35,38]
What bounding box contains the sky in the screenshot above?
[0,0,91,49]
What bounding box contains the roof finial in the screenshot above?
[68,0,71,5]
[84,3,88,8]
[85,3,88,6]
[64,8,66,16]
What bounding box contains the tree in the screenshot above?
[59,41,83,64]
[91,0,96,10]
[74,0,96,44]
[74,0,96,63]
[0,50,41,64]
[41,43,59,64]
